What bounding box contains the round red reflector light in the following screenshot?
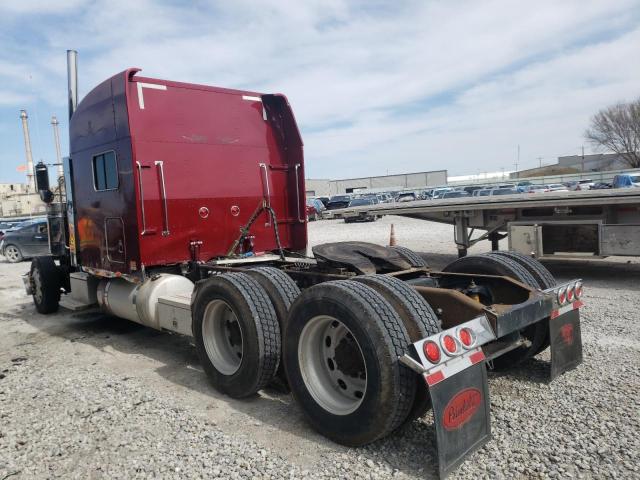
[458,327,474,347]
[566,286,574,302]
[558,288,567,305]
[442,334,457,355]
[575,283,583,298]
[423,341,441,364]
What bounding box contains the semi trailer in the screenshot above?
[25,51,585,478]
[324,188,640,258]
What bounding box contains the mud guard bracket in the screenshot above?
[426,356,491,478]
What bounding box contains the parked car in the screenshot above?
[546,183,570,192]
[0,221,21,242]
[473,189,492,196]
[431,188,454,199]
[566,179,594,191]
[326,195,352,210]
[0,218,50,263]
[515,181,533,192]
[591,182,612,190]
[343,198,378,223]
[306,198,326,221]
[522,184,548,194]
[396,192,417,202]
[440,191,470,199]
[612,174,640,189]
[316,196,330,208]
[463,186,486,195]
[489,187,519,196]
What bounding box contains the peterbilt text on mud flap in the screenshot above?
[401,280,583,477]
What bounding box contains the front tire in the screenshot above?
[192,273,281,398]
[30,256,61,314]
[284,280,415,446]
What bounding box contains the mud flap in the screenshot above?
[427,361,491,479]
[549,307,583,380]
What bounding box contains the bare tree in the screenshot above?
[585,98,640,168]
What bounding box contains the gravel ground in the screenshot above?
[1,216,639,479]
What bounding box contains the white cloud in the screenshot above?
[0,0,639,182]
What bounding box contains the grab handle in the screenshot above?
[136,161,155,235]
[295,163,304,223]
[155,161,170,236]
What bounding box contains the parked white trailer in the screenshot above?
[326,189,640,258]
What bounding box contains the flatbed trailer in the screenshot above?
[24,50,586,478]
[325,189,640,258]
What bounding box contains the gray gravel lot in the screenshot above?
[1,216,639,479]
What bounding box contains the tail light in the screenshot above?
[423,340,441,364]
[574,282,583,299]
[557,287,567,305]
[457,327,475,348]
[440,334,459,356]
[566,285,575,302]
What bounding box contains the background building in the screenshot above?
[0,183,45,218]
[306,170,447,197]
[557,153,629,172]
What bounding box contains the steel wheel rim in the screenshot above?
[298,315,367,415]
[202,299,243,375]
[32,266,43,303]
[5,246,19,262]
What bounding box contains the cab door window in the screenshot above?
[93,151,119,191]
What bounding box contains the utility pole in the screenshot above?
[537,156,543,168]
[51,116,64,179]
[581,145,585,172]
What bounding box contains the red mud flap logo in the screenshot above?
[560,323,574,346]
[442,388,482,431]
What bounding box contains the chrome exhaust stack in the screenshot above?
[66,49,78,120]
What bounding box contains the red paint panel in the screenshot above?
[469,350,485,365]
[425,370,445,386]
[125,74,306,267]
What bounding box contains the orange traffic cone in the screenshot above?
[389,224,397,246]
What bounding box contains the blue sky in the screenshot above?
[1,0,639,183]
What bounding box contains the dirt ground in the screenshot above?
[0,216,639,479]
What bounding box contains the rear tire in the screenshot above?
[442,254,546,368]
[390,245,428,268]
[192,273,281,398]
[488,251,556,289]
[487,251,556,355]
[4,244,23,263]
[354,275,440,424]
[30,256,61,314]
[246,267,300,380]
[284,280,415,446]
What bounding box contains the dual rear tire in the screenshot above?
[442,251,556,366]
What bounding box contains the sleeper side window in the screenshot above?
[92,151,119,190]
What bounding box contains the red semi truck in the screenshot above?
[26,51,584,478]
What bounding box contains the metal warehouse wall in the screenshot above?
[306,170,447,197]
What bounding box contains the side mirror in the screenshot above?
[35,161,50,192]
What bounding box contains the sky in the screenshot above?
[0,0,639,183]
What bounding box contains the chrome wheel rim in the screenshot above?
[298,315,367,415]
[5,246,19,262]
[202,300,243,375]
